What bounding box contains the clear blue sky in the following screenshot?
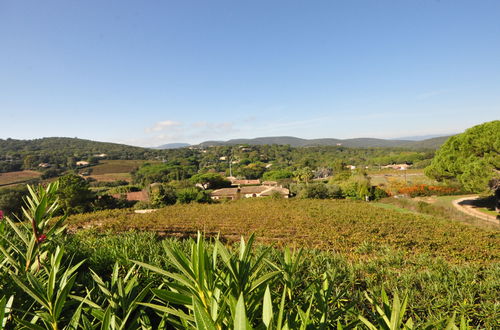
[1,0,499,147]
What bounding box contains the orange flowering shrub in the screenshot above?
[398,184,459,197]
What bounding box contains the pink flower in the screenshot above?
[37,234,47,243]
[0,210,3,220]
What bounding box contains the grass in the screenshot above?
[0,170,41,187]
[66,198,500,264]
[378,196,500,230]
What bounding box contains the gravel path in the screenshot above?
[452,195,499,224]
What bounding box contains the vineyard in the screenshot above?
[87,159,152,182]
[67,198,500,264]
[0,170,41,187]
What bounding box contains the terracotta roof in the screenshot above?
[230,179,261,185]
[262,181,278,186]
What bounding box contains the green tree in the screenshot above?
[176,187,200,204]
[262,169,294,181]
[0,185,29,217]
[340,174,372,200]
[57,174,95,214]
[150,184,177,207]
[189,173,231,190]
[238,162,266,179]
[293,167,314,184]
[23,155,36,170]
[425,120,500,193]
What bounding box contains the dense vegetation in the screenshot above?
[425,120,500,193]
[197,135,449,149]
[0,137,161,173]
[0,184,497,328]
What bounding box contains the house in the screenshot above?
[211,186,289,200]
[76,161,90,166]
[94,153,107,158]
[346,165,356,170]
[38,163,51,168]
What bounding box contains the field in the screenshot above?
[367,169,438,193]
[87,159,155,182]
[67,198,500,264]
[0,170,41,187]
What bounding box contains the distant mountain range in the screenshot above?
[155,135,451,149]
[155,143,191,149]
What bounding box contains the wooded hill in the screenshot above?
[197,135,450,149]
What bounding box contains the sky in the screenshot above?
[1,0,499,147]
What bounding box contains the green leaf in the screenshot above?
[152,289,192,306]
[11,274,49,310]
[262,285,273,328]
[138,303,194,322]
[234,293,249,330]
[193,298,217,330]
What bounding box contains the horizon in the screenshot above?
[1,1,499,147]
[0,131,455,148]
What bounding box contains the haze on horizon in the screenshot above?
[1,0,499,147]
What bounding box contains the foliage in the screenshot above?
[0,183,496,328]
[296,183,343,199]
[10,246,84,329]
[57,174,95,214]
[425,120,500,193]
[190,172,231,190]
[0,185,29,217]
[293,167,314,184]
[90,195,135,211]
[149,183,177,207]
[132,162,197,186]
[238,162,267,179]
[340,174,372,200]
[262,169,294,181]
[0,182,67,274]
[0,137,161,173]
[177,187,211,204]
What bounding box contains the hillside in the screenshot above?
[198,135,451,149]
[0,137,157,160]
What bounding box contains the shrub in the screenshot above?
[150,184,177,207]
[176,187,200,204]
[372,186,389,200]
[340,174,372,200]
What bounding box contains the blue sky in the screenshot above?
[1,0,499,147]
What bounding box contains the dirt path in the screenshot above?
[452,195,499,224]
